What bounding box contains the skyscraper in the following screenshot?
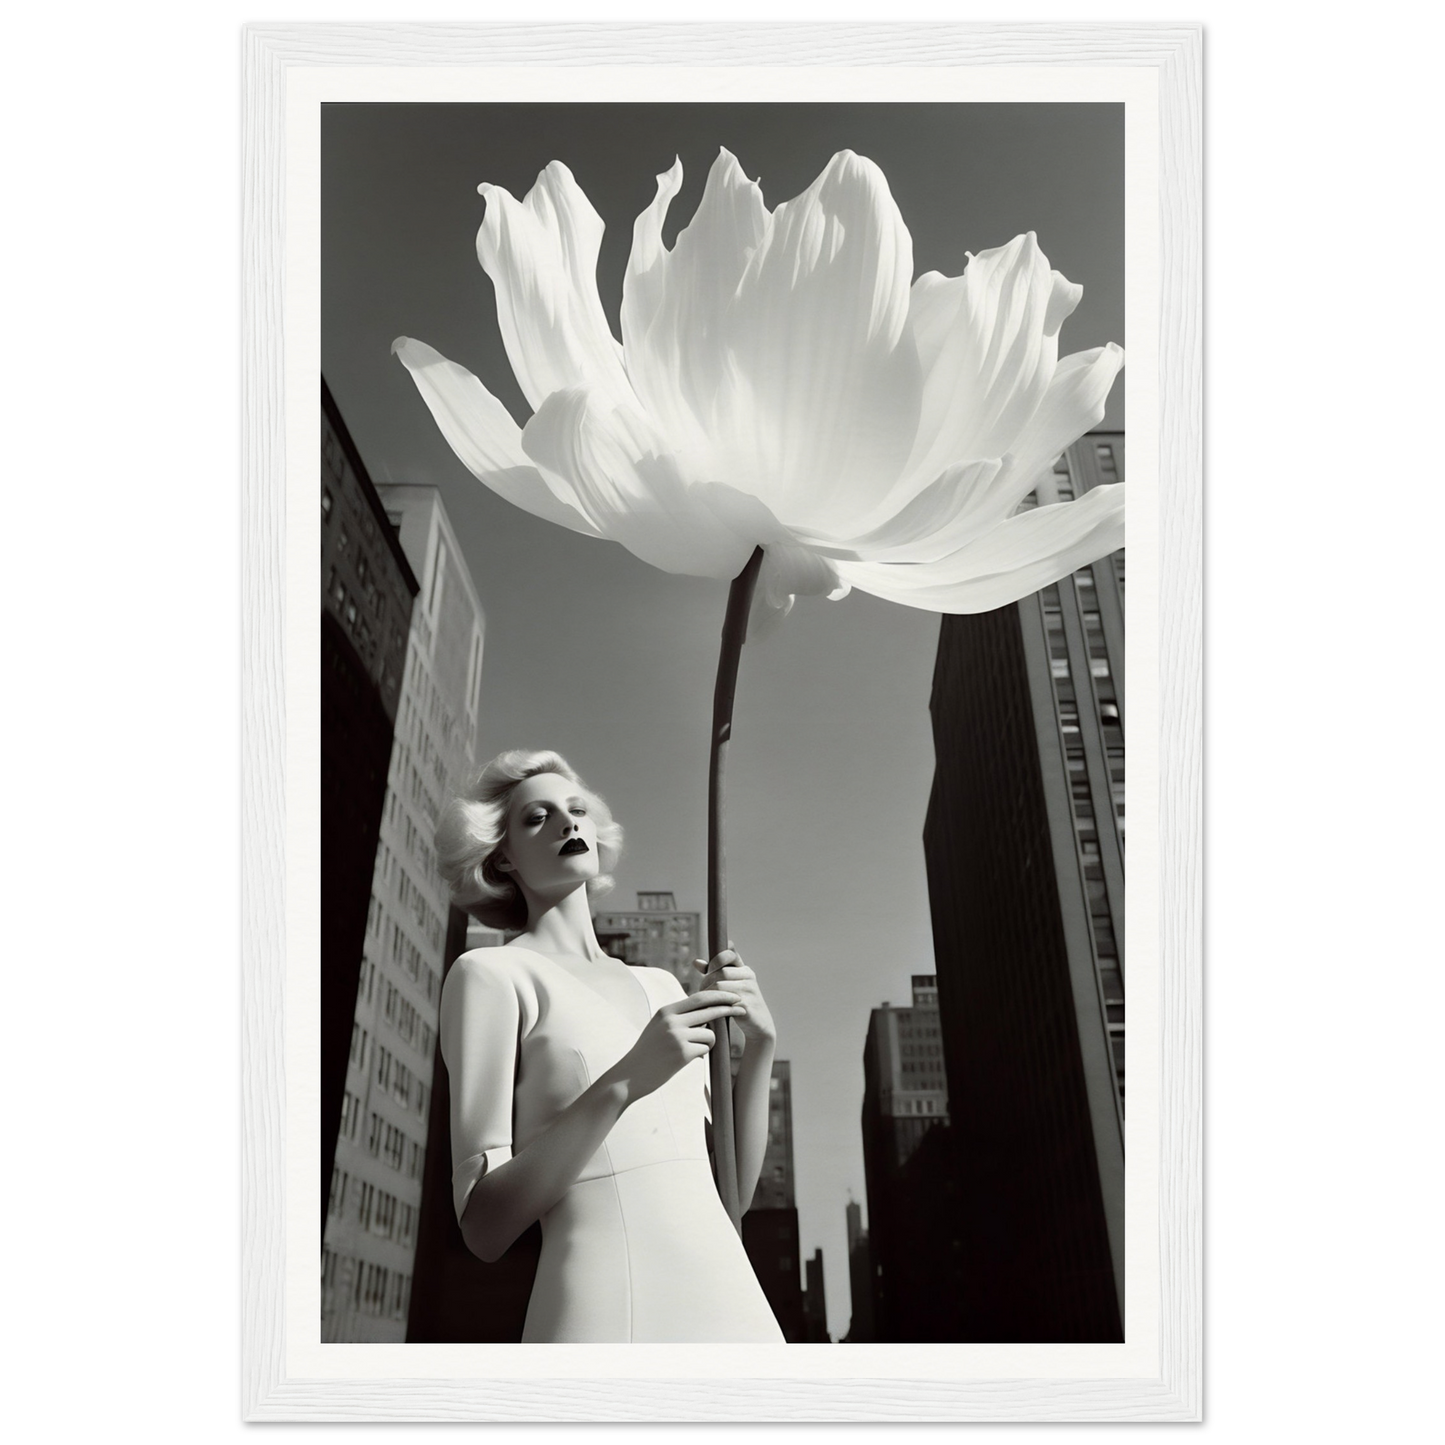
[319,381,419,1229]
[842,1195,875,1343]
[592,890,703,994]
[801,1249,830,1343]
[321,484,486,1342]
[922,430,1125,1342]
[859,976,954,1339]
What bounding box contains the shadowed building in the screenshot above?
[923,431,1126,1342]
[859,976,954,1340]
[842,1195,875,1343]
[802,1248,830,1342]
[320,381,419,1230]
[321,482,486,1342]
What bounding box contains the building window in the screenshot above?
[321,488,334,522]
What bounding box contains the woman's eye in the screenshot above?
[570,807,587,817]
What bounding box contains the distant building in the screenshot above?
[859,976,954,1340]
[801,1249,830,1342]
[319,381,418,1230]
[922,431,1126,1342]
[740,1059,806,1342]
[593,891,702,994]
[321,483,486,1342]
[842,1195,875,1343]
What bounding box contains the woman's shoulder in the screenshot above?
[440,946,542,1032]
[448,944,541,981]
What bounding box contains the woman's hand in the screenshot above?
[693,946,776,1046]
[610,989,746,1102]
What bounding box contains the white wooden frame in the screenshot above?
[242,22,1201,1422]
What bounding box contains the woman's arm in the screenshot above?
[444,953,747,1263]
[731,1028,777,1210]
[459,1071,630,1263]
[694,947,778,1212]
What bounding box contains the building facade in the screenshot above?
[922,430,1125,1342]
[859,976,954,1340]
[322,484,487,1342]
[593,890,703,994]
[319,381,419,1229]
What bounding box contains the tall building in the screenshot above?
[593,890,702,993]
[842,1195,875,1342]
[740,1059,807,1342]
[321,484,487,1342]
[859,976,954,1339]
[801,1249,830,1342]
[319,382,419,1229]
[922,430,1125,1342]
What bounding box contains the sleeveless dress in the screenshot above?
[438,945,786,1343]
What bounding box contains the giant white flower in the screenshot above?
[394,148,1123,630]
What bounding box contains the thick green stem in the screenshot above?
[707,545,765,1236]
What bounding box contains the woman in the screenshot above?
[434,748,786,1343]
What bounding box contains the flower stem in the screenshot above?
[707,544,765,1236]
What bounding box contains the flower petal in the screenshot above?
[901,234,1074,495]
[834,482,1124,614]
[1005,343,1125,494]
[715,150,921,527]
[802,458,1018,564]
[519,387,760,579]
[476,162,634,412]
[748,543,850,640]
[621,150,767,454]
[851,343,1125,545]
[391,336,602,538]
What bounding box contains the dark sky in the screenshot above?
[321,100,1124,1341]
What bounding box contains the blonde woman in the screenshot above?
[434,748,784,1343]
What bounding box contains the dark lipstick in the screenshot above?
[559,838,590,855]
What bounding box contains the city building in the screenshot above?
[842,1195,875,1343]
[320,380,419,1229]
[921,430,1126,1342]
[321,483,487,1342]
[593,891,702,993]
[741,1059,807,1342]
[801,1249,830,1343]
[859,976,954,1340]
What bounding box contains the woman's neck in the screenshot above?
[519,885,608,962]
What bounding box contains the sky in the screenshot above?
[321,101,1124,1343]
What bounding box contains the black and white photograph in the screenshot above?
[317,97,1129,1349]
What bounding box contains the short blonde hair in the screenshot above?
[435,749,622,931]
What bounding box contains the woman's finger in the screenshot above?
[698,960,752,980]
[698,947,742,965]
[703,971,754,992]
[665,989,739,1011]
[676,1005,745,1028]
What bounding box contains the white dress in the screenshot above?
[439,945,786,1343]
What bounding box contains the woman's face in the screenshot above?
[497,772,601,899]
